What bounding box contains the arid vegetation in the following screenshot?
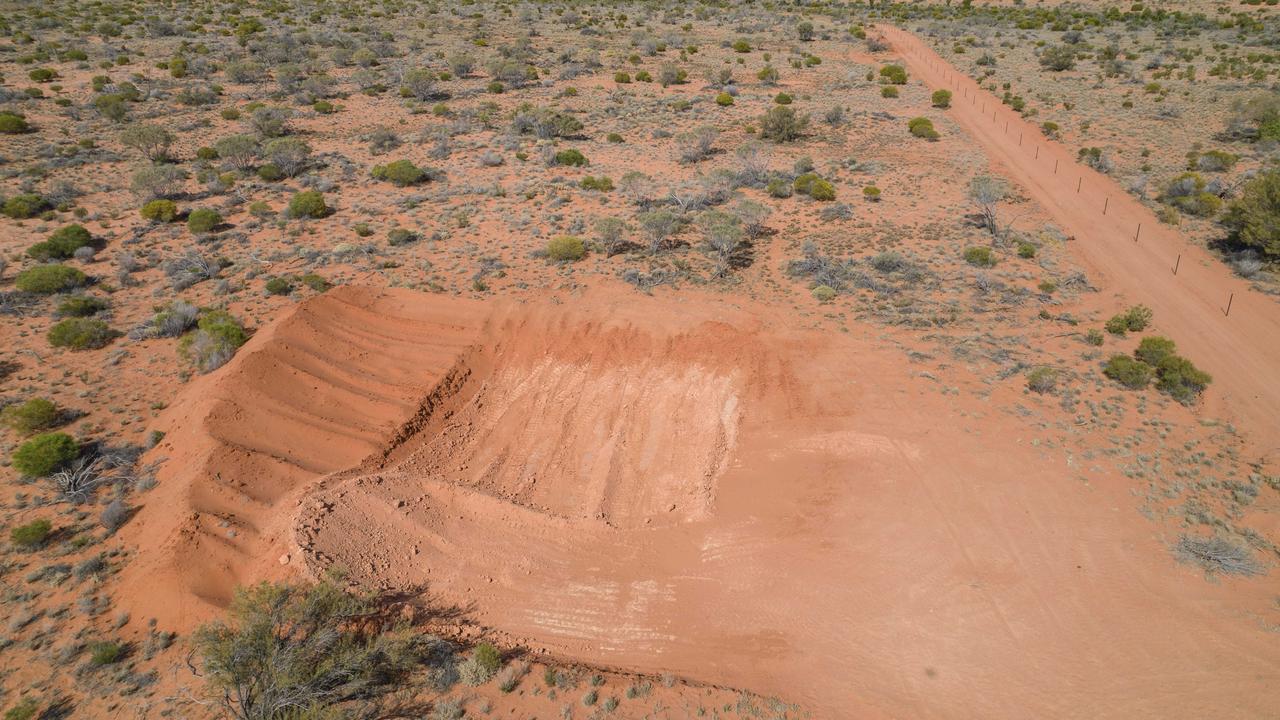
[1,0,1278,718]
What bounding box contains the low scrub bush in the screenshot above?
[1103,354,1153,389]
[553,149,588,167]
[1104,305,1152,335]
[48,318,116,350]
[2,399,61,435]
[0,111,32,134]
[760,106,808,141]
[140,199,178,222]
[908,117,940,140]
[879,64,907,84]
[10,519,52,549]
[16,265,86,294]
[546,236,586,261]
[180,310,248,373]
[287,190,330,219]
[963,246,996,267]
[12,433,78,477]
[57,295,108,317]
[1026,367,1057,393]
[187,208,222,234]
[3,194,49,219]
[1222,171,1280,259]
[371,159,427,186]
[27,225,94,261]
[931,89,952,108]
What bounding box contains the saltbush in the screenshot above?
[12,433,78,477]
[546,236,586,261]
[1,398,60,435]
[2,194,48,219]
[963,246,997,267]
[10,519,53,549]
[879,65,907,84]
[931,89,952,108]
[140,199,178,222]
[908,117,940,140]
[371,159,426,186]
[1135,336,1177,366]
[553,149,588,167]
[287,191,329,219]
[1155,355,1212,404]
[48,318,116,350]
[15,265,86,294]
[1103,354,1153,389]
[27,225,93,260]
[187,208,222,234]
[0,111,32,134]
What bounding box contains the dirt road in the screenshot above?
[878,25,1280,458]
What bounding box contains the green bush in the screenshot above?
[1135,336,1177,366]
[265,277,292,295]
[908,117,940,140]
[1085,328,1104,346]
[1039,45,1077,71]
[300,274,331,291]
[371,159,426,186]
[15,265,86,294]
[809,179,836,201]
[1105,305,1152,335]
[614,72,631,84]
[863,186,881,201]
[554,149,588,167]
[141,199,178,222]
[1103,354,1154,389]
[715,92,734,107]
[774,92,793,105]
[1155,354,1211,404]
[180,310,249,373]
[963,246,997,267]
[12,433,78,476]
[1017,241,1037,258]
[731,39,751,53]
[387,228,418,246]
[28,68,56,83]
[0,111,32,134]
[931,89,952,108]
[287,190,330,218]
[3,697,39,720]
[760,106,807,141]
[1,399,60,435]
[57,295,108,317]
[880,86,899,99]
[767,178,792,198]
[2,194,48,219]
[89,641,125,666]
[256,163,283,181]
[10,519,53,549]
[879,65,907,84]
[48,318,115,350]
[1026,367,1057,393]
[1222,171,1280,259]
[812,285,837,303]
[580,175,613,192]
[546,236,586,261]
[187,208,222,233]
[27,225,93,260]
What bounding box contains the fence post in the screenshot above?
[1134,223,1141,242]
[1077,177,1082,193]
[1054,159,1059,174]
[1035,146,1039,159]
[1103,197,1109,215]
[1173,254,1180,275]
[1225,293,1234,317]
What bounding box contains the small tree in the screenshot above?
[968,176,1007,237]
[760,106,808,142]
[594,217,631,256]
[195,579,429,720]
[215,134,260,170]
[12,433,78,477]
[637,209,679,254]
[119,123,174,161]
[262,138,311,177]
[401,67,436,100]
[797,21,815,41]
[1222,171,1280,259]
[1039,45,1077,71]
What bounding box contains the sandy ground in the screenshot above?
[114,281,1280,719]
[877,25,1280,458]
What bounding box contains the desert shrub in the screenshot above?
[659,64,687,87]
[214,134,259,170]
[908,117,939,140]
[140,199,178,222]
[931,89,952,108]
[614,71,631,84]
[15,265,86,294]
[1104,305,1152,335]
[262,137,311,177]
[757,65,779,85]
[963,246,996,267]
[459,642,502,685]
[675,126,719,163]
[809,179,836,201]
[132,301,198,339]
[287,190,330,219]
[731,39,751,53]
[1175,534,1261,576]
[547,236,586,262]
[0,112,32,134]
[554,149,588,167]
[387,228,418,246]
[12,433,78,477]
[3,697,39,720]
[10,519,52,549]
[1026,367,1057,393]
[301,274,331,292]
[1134,336,1177,366]
[1,399,60,435]
[187,208,222,234]
[195,578,434,719]
[2,194,48,219]
[1039,45,1077,71]
[264,277,292,295]
[1221,171,1280,259]
[1162,173,1221,217]
[580,175,613,192]
[250,106,292,138]
[1194,150,1239,172]
[27,225,93,260]
[774,92,793,105]
[767,178,793,198]
[257,163,284,181]
[1085,329,1104,346]
[1227,92,1280,142]
[130,164,188,200]
[760,106,808,141]
[57,295,108,317]
[180,310,248,373]
[880,86,899,99]
[119,123,174,161]
[812,285,837,303]
[401,67,437,100]
[879,64,907,84]
[715,92,734,106]
[48,318,115,350]
[1155,354,1211,404]
[1103,354,1153,389]
[371,159,426,186]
